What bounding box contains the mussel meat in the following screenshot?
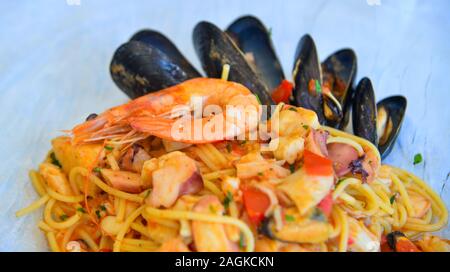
[321,49,357,128]
[376,96,407,159]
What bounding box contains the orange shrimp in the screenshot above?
[72,78,260,144]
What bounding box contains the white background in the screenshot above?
[0,0,449,251]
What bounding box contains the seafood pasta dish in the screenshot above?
[16,17,449,252]
[17,78,448,252]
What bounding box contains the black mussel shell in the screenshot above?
[130,29,201,77]
[322,49,357,128]
[377,95,407,159]
[291,34,325,124]
[226,15,285,92]
[193,21,274,108]
[110,33,200,99]
[352,77,377,145]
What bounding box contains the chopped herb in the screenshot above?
[99,205,107,211]
[255,94,261,105]
[289,164,295,173]
[239,232,245,249]
[240,140,247,146]
[93,167,101,173]
[50,152,62,168]
[413,153,423,165]
[288,107,297,112]
[302,124,309,130]
[95,210,102,219]
[336,179,345,187]
[226,143,232,153]
[104,146,114,151]
[60,214,68,221]
[223,192,233,209]
[76,207,86,214]
[315,80,322,95]
[257,172,263,176]
[390,193,397,205]
[285,214,295,222]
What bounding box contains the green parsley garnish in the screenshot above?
[413,153,423,165]
[99,205,107,211]
[315,80,322,95]
[223,192,233,209]
[255,94,261,105]
[60,214,68,221]
[144,189,151,198]
[95,210,102,219]
[239,232,245,249]
[390,193,397,205]
[285,214,295,222]
[104,146,114,151]
[257,172,263,176]
[50,152,62,168]
[240,140,247,146]
[76,207,86,214]
[289,164,295,173]
[93,167,101,173]
[226,143,232,153]
[288,107,297,112]
[302,124,309,130]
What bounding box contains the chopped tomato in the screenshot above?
[242,187,271,225]
[271,80,293,104]
[395,237,421,252]
[303,150,333,176]
[317,192,333,217]
[347,237,354,245]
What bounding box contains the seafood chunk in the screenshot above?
[191,195,237,252]
[305,129,329,157]
[100,169,143,193]
[51,136,102,174]
[408,190,431,218]
[277,151,334,215]
[120,144,151,172]
[146,152,203,208]
[327,143,359,177]
[39,163,73,195]
[348,217,380,252]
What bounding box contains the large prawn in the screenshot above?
[71,78,261,144]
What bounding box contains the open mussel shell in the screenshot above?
[291,34,325,124]
[110,31,201,99]
[321,49,357,128]
[193,21,274,107]
[377,95,407,159]
[226,15,285,92]
[352,77,378,145]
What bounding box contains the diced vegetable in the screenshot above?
[242,187,271,225]
[271,80,294,104]
[303,150,333,176]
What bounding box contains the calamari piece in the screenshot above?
[146,151,203,208]
[191,195,238,252]
[39,162,73,195]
